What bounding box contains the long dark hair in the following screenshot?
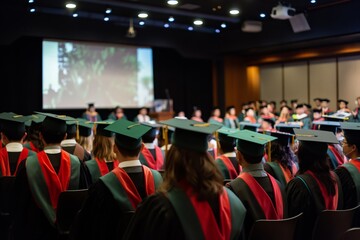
[270,141,295,174]
[160,146,224,200]
[297,142,336,196]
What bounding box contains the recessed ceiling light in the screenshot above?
[229,9,240,15]
[164,23,170,28]
[28,0,34,3]
[188,26,193,31]
[66,2,77,9]
[105,8,112,14]
[138,12,148,18]
[73,13,78,17]
[30,8,35,12]
[193,19,203,25]
[139,21,145,26]
[221,23,226,28]
[311,0,316,3]
[167,0,178,5]
[260,13,266,18]
[104,16,109,21]
[215,29,220,33]
[168,16,175,22]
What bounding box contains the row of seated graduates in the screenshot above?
[0,111,354,240]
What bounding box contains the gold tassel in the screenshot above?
[76,121,80,142]
[267,142,271,162]
[162,126,169,157]
[215,131,221,155]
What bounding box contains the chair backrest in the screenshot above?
[248,213,303,240]
[312,205,360,240]
[56,189,89,234]
[341,228,360,240]
[0,176,16,215]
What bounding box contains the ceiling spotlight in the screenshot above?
[126,19,136,38]
[139,21,145,26]
[168,16,175,22]
[167,0,178,5]
[229,9,240,15]
[164,23,170,28]
[73,13,78,17]
[188,26,193,31]
[104,16,109,21]
[30,8,35,12]
[221,23,226,28]
[215,29,220,33]
[138,12,148,18]
[260,13,266,18]
[105,8,112,14]
[311,0,316,3]
[193,19,203,25]
[66,2,77,9]
[28,0,34,3]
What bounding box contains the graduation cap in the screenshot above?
[338,99,349,105]
[267,131,294,146]
[275,123,301,134]
[313,98,322,101]
[94,121,115,137]
[240,122,261,132]
[323,113,350,122]
[77,119,94,137]
[291,99,298,104]
[141,121,162,142]
[294,129,339,157]
[35,112,75,136]
[25,114,46,128]
[261,118,275,128]
[160,118,221,152]
[65,120,78,137]
[295,104,304,109]
[105,119,152,150]
[313,109,322,114]
[229,130,277,158]
[312,121,340,134]
[88,103,95,108]
[340,122,360,145]
[217,126,239,146]
[0,113,30,140]
[321,98,330,103]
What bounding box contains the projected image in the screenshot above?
[42,40,154,109]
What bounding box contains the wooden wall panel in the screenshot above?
[260,64,283,103]
[283,62,308,104]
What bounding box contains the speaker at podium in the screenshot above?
[149,99,174,121]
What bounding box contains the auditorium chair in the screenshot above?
[312,205,360,240]
[0,176,16,240]
[248,213,303,240]
[56,189,89,239]
[341,228,360,240]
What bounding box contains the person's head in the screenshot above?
[341,123,360,159]
[93,135,116,161]
[0,114,28,144]
[312,109,322,119]
[139,107,148,116]
[193,109,202,118]
[295,104,305,115]
[177,111,185,118]
[114,106,124,119]
[65,122,77,139]
[78,135,93,153]
[40,114,70,145]
[211,107,221,117]
[280,105,290,115]
[260,106,269,115]
[280,100,287,107]
[291,99,298,108]
[141,122,161,143]
[245,108,255,117]
[226,106,236,116]
[313,98,321,107]
[217,127,237,154]
[88,103,95,112]
[337,100,348,110]
[321,99,330,108]
[268,102,276,113]
[261,118,274,130]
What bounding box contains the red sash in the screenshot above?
[29,142,40,153]
[328,145,345,165]
[141,146,164,170]
[218,155,240,179]
[37,150,71,209]
[306,170,338,210]
[350,159,360,172]
[183,184,232,240]
[239,172,284,219]
[112,165,155,209]
[95,158,119,176]
[279,162,297,184]
[0,147,29,176]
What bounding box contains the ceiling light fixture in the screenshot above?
[194,19,203,25]
[30,8,35,12]
[215,29,220,33]
[138,12,148,18]
[73,13,78,17]
[126,19,136,38]
[221,23,226,28]
[168,16,175,22]
[229,9,240,15]
[164,23,170,28]
[105,8,112,14]
[260,13,266,18]
[28,0,34,3]
[188,26,193,31]
[311,0,316,3]
[66,2,77,9]
[139,21,145,26]
[167,0,178,6]
[104,16,109,21]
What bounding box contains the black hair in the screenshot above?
[66,124,77,139]
[269,141,296,174]
[42,130,66,144]
[2,129,25,142]
[115,139,142,157]
[240,151,263,164]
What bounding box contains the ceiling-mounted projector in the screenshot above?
[271,3,296,20]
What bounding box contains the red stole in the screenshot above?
[95,158,119,176]
[111,166,155,209]
[350,159,360,172]
[306,170,338,210]
[0,147,29,176]
[328,145,345,165]
[29,142,40,153]
[141,146,164,170]
[279,162,297,184]
[37,150,71,210]
[238,172,283,219]
[182,183,232,240]
[218,155,241,179]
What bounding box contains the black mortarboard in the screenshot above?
[313,109,322,113]
[337,99,349,105]
[77,119,94,137]
[291,99,298,104]
[88,103,95,108]
[35,112,75,136]
[275,123,301,134]
[296,104,304,109]
[105,119,152,150]
[95,121,115,137]
[217,127,239,145]
[262,118,275,128]
[0,113,30,140]
[268,131,294,146]
[341,122,360,145]
[313,98,321,101]
[160,118,221,152]
[321,98,330,103]
[141,121,162,141]
[312,121,340,134]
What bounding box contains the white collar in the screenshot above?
[44,146,61,154]
[144,142,155,149]
[118,160,142,168]
[224,152,236,157]
[6,142,23,152]
[60,139,77,147]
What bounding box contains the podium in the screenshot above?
[149,112,174,121]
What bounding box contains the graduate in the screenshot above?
[312,108,324,125]
[107,105,127,121]
[191,108,204,122]
[71,119,162,240]
[23,114,45,153]
[321,98,333,115]
[133,107,151,123]
[335,122,360,209]
[286,129,343,240]
[0,113,36,176]
[313,97,322,110]
[337,99,351,113]
[276,105,292,124]
[263,131,298,188]
[208,106,223,125]
[224,106,239,129]
[243,108,257,124]
[139,122,164,170]
[227,130,286,239]
[85,121,118,185]
[292,104,311,129]
[123,118,246,240]
[351,96,360,122]
[12,112,88,240]
[82,103,102,122]
[215,127,241,180]
[61,120,92,162]
[76,119,94,154]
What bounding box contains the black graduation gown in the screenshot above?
[70,166,149,240]
[334,167,358,209]
[228,176,287,239]
[62,143,92,162]
[286,173,343,240]
[11,153,88,240]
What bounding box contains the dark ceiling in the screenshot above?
[2,0,360,57]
